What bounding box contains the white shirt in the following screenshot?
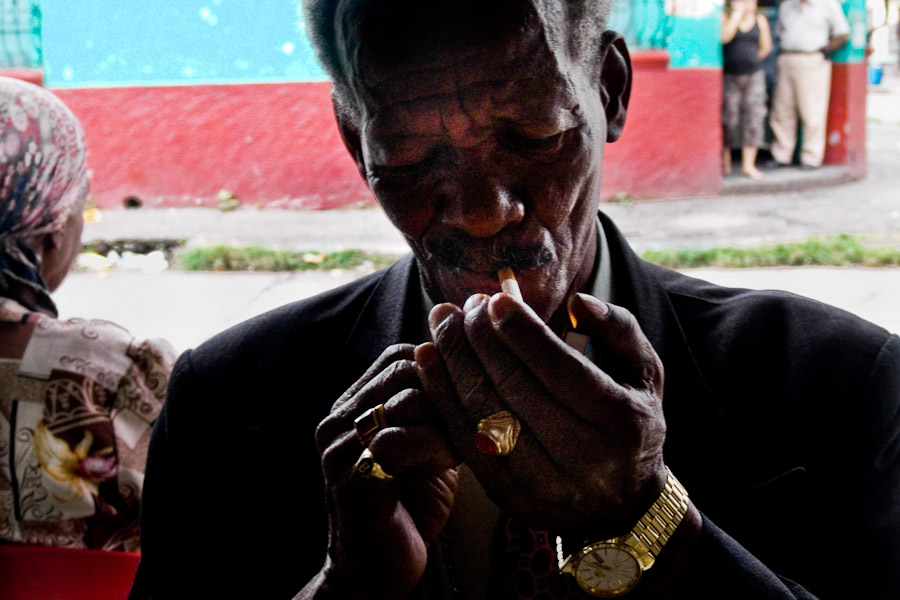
[776,0,850,52]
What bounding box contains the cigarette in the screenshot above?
[497,267,523,303]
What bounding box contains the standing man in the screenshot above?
[769,0,850,169]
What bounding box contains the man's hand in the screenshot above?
[822,32,851,58]
[309,344,459,599]
[416,292,667,536]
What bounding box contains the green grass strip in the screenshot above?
[176,246,398,272]
[87,233,900,272]
[640,234,900,269]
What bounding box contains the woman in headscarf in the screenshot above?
[0,77,175,554]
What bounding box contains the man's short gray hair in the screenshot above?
[301,0,613,118]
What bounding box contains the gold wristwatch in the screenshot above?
[556,467,689,597]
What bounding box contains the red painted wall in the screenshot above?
[4,56,868,210]
[824,62,867,177]
[55,83,372,210]
[51,59,721,209]
[604,56,722,200]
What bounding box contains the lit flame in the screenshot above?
[567,304,578,329]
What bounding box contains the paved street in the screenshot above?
[57,69,900,352]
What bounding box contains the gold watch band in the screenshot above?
[632,466,689,560]
[556,466,689,571]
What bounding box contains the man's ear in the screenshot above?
[333,96,370,186]
[597,31,632,143]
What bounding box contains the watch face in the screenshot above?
[574,544,642,597]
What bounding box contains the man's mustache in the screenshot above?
[423,235,553,272]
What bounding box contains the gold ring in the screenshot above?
[354,448,394,481]
[473,410,521,456]
[354,404,388,447]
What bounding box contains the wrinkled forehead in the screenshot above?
[335,0,576,105]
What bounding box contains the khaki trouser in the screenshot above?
[769,52,833,167]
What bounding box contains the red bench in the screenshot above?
[0,545,140,600]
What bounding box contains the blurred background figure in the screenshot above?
[721,0,773,179]
[0,76,174,597]
[768,0,849,169]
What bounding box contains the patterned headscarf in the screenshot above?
[0,77,89,317]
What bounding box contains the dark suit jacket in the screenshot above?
[130,213,900,599]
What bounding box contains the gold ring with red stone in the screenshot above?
[473,410,521,456]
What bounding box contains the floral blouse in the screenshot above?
[0,300,175,551]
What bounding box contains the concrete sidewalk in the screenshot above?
[59,68,900,352]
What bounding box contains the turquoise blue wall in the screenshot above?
[833,0,869,63]
[40,0,724,85]
[41,0,327,87]
[608,0,722,69]
[37,0,867,88]
[665,15,723,68]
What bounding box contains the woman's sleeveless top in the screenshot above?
[723,19,762,75]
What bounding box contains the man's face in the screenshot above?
[339,12,622,322]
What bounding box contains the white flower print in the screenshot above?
[9,104,28,132]
[19,94,42,119]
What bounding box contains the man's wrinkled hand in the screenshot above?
[416,292,667,536]
[311,344,459,599]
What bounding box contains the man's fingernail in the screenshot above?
[415,343,437,368]
[572,292,610,316]
[463,293,489,313]
[487,293,514,324]
[590,294,611,316]
[428,303,457,330]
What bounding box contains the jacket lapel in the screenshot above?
[599,211,805,563]
[327,254,423,398]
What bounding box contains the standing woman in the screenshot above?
[721,0,772,179]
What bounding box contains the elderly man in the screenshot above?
[768,0,850,169]
[130,1,899,599]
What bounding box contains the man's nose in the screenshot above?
[440,177,525,238]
